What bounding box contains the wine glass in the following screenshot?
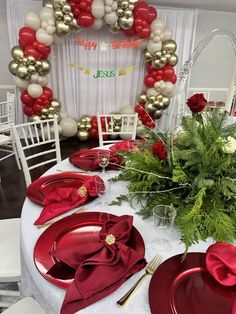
[97,151,110,174]
[94,177,111,208]
[150,205,176,253]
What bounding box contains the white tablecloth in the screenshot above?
[20,158,214,314]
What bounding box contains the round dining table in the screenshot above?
[20,156,214,314]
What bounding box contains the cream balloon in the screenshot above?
[36,28,54,46]
[162,82,175,97]
[161,27,173,41]
[14,76,30,90]
[92,0,105,18]
[46,25,56,35]
[136,125,147,137]
[146,88,158,97]
[147,40,162,54]
[119,105,135,114]
[105,6,112,13]
[151,19,164,32]
[30,73,40,83]
[92,18,104,30]
[59,110,68,119]
[27,84,43,98]
[60,117,78,137]
[24,12,41,30]
[112,1,118,10]
[39,7,54,21]
[104,12,118,25]
[38,75,49,86]
[154,80,166,92]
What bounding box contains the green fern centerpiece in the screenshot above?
[112,99,236,253]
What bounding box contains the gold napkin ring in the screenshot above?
[105,234,116,245]
[77,186,87,197]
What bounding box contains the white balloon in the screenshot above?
[41,21,48,30]
[154,80,165,92]
[14,77,30,90]
[27,84,43,98]
[39,7,54,21]
[119,105,135,114]
[162,27,173,41]
[104,12,118,25]
[111,1,118,11]
[24,12,41,31]
[60,111,69,119]
[30,73,40,83]
[92,18,104,30]
[105,0,112,5]
[38,75,49,87]
[36,28,53,46]
[153,29,162,36]
[162,82,175,97]
[146,88,158,97]
[153,35,161,43]
[46,25,55,35]
[59,117,78,137]
[105,5,112,13]
[136,125,147,137]
[147,40,162,54]
[92,0,105,19]
[48,19,55,26]
[151,19,164,32]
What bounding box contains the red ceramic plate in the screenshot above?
[27,172,95,205]
[149,252,236,314]
[34,212,145,288]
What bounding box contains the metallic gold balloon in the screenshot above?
[124,9,132,18]
[138,92,147,103]
[113,115,122,123]
[144,50,153,62]
[54,9,64,20]
[27,65,37,74]
[53,113,61,123]
[119,16,134,29]
[157,95,163,101]
[155,51,162,58]
[77,130,89,141]
[129,0,138,4]
[62,3,71,14]
[145,103,156,114]
[162,97,170,107]
[81,118,87,124]
[162,40,177,53]
[50,99,61,111]
[128,4,135,10]
[85,123,92,131]
[22,57,31,66]
[8,60,19,75]
[38,60,51,75]
[152,59,164,68]
[64,14,73,24]
[117,8,124,17]
[41,108,49,115]
[169,53,178,66]
[149,96,156,103]
[40,114,48,120]
[11,46,24,62]
[27,55,36,65]
[47,113,55,119]
[56,21,70,35]
[164,53,172,62]
[42,0,54,8]
[79,123,86,130]
[120,1,129,9]
[16,64,30,79]
[54,0,67,7]
[31,115,41,122]
[70,18,81,31]
[153,100,163,108]
[35,61,42,69]
[110,22,121,33]
[48,106,56,113]
[153,110,163,119]
[114,125,121,132]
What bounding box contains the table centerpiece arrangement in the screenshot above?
[112,94,236,253]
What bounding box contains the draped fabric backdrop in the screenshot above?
[7,0,197,131]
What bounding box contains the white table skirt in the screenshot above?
[20,158,214,314]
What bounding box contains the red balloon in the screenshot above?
[37,43,51,54]
[73,8,81,17]
[43,87,53,100]
[24,46,41,60]
[79,0,87,10]
[23,105,34,116]
[122,29,135,37]
[139,26,151,39]
[89,129,98,139]
[144,73,155,87]
[18,38,26,48]
[21,92,35,107]
[134,1,150,19]
[148,7,157,24]
[33,103,43,115]
[78,13,94,27]
[19,27,36,46]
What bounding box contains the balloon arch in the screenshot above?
[8,0,178,140]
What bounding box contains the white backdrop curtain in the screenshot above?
[7,0,197,130]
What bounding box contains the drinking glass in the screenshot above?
[150,205,176,253]
[97,151,110,174]
[94,177,111,208]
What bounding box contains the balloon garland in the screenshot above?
[8,0,178,140]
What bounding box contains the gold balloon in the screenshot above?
[113,115,122,123]
[144,50,153,62]
[53,113,61,123]
[153,110,163,119]
[120,1,129,9]
[169,53,178,66]
[62,3,71,14]
[152,59,164,69]
[149,96,156,103]
[56,21,70,35]
[128,4,135,10]
[119,16,134,30]
[35,61,42,69]
[129,0,138,4]
[162,40,177,53]
[114,125,121,132]
[164,53,172,62]
[77,130,89,141]
[41,108,49,115]
[42,0,54,8]
[54,0,67,7]
[50,99,61,111]
[47,113,55,119]
[48,106,56,113]
[145,103,156,114]
[117,8,124,17]
[138,92,147,103]
[153,100,162,108]
[124,9,132,18]
[79,123,86,130]
[8,60,19,75]
[27,55,36,65]
[162,97,170,107]
[81,118,87,124]
[110,22,121,33]
[38,60,50,75]
[27,65,37,74]
[54,9,64,20]
[40,115,48,120]
[16,64,30,79]
[85,123,92,131]
[157,94,163,101]
[64,14,73,25]
[155,51,162,58]
[11,46,24,62]
[31,115,41,122]
[70,18,81,31]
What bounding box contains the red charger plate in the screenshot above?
[149,252,236,314]
[27,172,96,205]
[34,212,145,288]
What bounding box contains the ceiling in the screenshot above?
[150,0,236,13]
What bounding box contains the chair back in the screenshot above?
[97,113,138,147]
[0,97,15,129]
[12,117,61,186]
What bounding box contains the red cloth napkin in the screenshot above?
[48,215,146,314]
[69,149,124,171]
[34,175,104,225]
[109,139,145,152]
[206,242,236,314]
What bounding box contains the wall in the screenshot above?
[189,9,236,92]
[0,0,14,85]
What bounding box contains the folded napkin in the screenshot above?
[206,242,236,314]
[109,139,145,152]
[69,149,124,171]
[48,215,146,314]
[34,175,104,225]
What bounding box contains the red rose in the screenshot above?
[151,141,168,160]
[186,93,207,113]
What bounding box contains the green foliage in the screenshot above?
[113,110,236,252]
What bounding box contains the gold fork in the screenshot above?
[117,254,162,306]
